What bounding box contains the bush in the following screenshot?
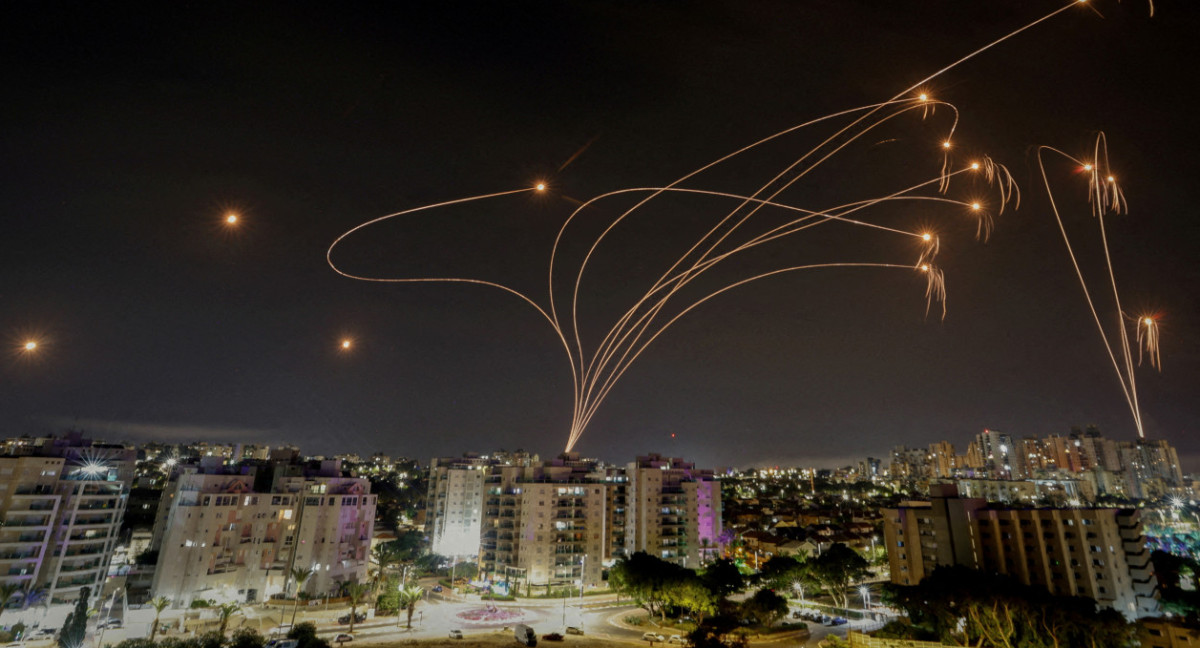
[160,638,203,648]
[230,627,266,648]
[288,622,331,648]
[196,632,223,648]
[624,616,645,626]
[113,640,155,648]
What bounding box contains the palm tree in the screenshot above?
[149,596,171,642]
[371,543,402,593]
[341,582,370,634]
[20,586,46,611]
[289,567,315,626]
[216,602,242,637]
[397,585,424,630]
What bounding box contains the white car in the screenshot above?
[668,636,685,645]
[449,629,464,639]
[642,632,666,642]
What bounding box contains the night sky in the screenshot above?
[3,1,1197,470]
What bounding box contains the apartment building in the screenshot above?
[0,434,134,605]
[150,458,375,606]
[426,454,492,557]
[426,451,723,591]
[624,454,721,568]
[883,485,1158,619]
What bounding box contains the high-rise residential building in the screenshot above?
[0,433,134,605]
[425,451,722,593]
[150,457,375,606]
[1118,439,1184,499]
[426,454,493,557]
[624,454,721,569]
[883,485,1158,619]
[974,429,1025,480]
[926,442,957,479]
[889,446,928,482]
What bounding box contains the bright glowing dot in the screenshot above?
[1082,163,1093,172]
[971,202,981,211]
[920,264,930,272]
[341,339,352,350]
[921,233,932,242]
[1107,175,1115,182]
[918,93,928,101]
[970,162,980,170]
[225,213,239,224]
[1144,317,1154,326]
[23,341,37,351]
[942,141,951,149]
[535,183,546,192]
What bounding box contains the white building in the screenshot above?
[151,458,375,606]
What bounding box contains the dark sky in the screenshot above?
[3,0,1197,470]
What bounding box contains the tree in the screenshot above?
[229,627,265,648]
[371,543,402,593]
[149,596,172,642]
[341,582,371,634]
[806,543,868,609]
[758,556,804,593]
[20,586,47,612]
[57,586,89,648]
[609,552,691,622]
[885,566,1136,648]
[397,584,424,629]
[216,602,242,637]
[700,558,744,598]
[289,567,315,625]
[666,576,719,625]
[287,622,331,648]
[740,588,788,627]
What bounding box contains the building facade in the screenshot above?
[426,451,723,592]
[0,434,134,605]
[883,485,1158,619]
[150,458,375,606]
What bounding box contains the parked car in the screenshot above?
[791,611,804,619]
[820,615,833,625]
[432,585,444,593]
[667,636,685,645]
[514,624,537,647]
[449,629,463,639]
[541,633,563,642]
[266,640,298,648]
[334,634,354,643]
[98,618,123,629]
[642,632,666,642]
[830,617,848,626]
[565,627,583,635]
[35,628,57,638]
[337,612,366,625]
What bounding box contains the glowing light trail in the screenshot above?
[328,0,1112,453]
[1038,133,1158,438]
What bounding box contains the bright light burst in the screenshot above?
[23,341,37,352]
[329,0,1117,453]
[1039,132,1159,438]
[225,212,239,225]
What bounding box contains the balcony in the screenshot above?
[58,562,103,574]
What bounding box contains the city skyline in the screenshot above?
[3,1,1198,470]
